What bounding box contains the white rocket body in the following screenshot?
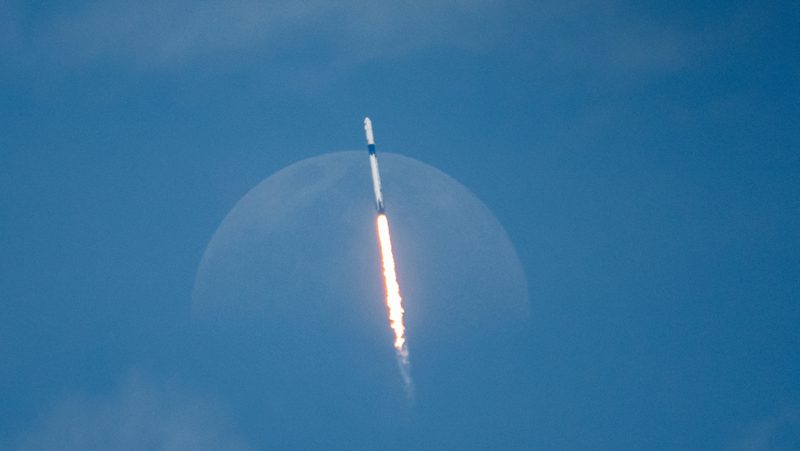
[364,118,385,213]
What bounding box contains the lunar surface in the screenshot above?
[191,151,530,447]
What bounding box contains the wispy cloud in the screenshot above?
[24,0,501,70]
[36,0,324,68]
[1,0,694,73]
[728,410,800,451]
[14,372,250,450]
[0,0,769,91]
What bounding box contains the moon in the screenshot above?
[190,151,530,447]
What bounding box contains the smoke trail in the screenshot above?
[376,213,413,397]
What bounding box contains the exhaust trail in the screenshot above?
[365,118,413,397]
[376,213,412,393]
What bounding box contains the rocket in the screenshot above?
[364,117,385,214]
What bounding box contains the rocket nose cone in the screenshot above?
[364,118,375,145]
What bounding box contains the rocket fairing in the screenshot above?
[364,117,386,213]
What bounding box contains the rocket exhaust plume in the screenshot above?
[376,213,412,392]
[365,118,413,396]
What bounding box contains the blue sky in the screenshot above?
[1,0,798,449]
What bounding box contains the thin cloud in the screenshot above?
[6,1,687,73]
[0,0,769,90]
[14,372,250,450]
[29,0,499,69]
[728,410,800,451]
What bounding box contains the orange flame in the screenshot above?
[376,214,406,351]
[376,213,412,395]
